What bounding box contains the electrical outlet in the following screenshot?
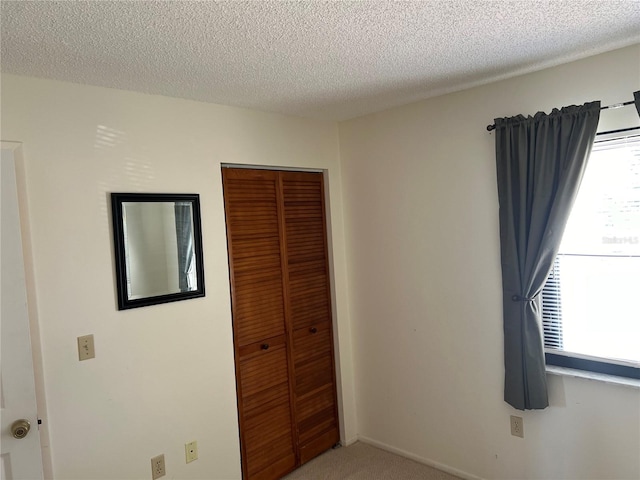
[77,335,95,361]
[185,441,198,463]
[151,454,165,480]
[510,415,524,438]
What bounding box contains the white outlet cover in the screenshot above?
[185,441,198,463]
[77,334,95,361]
[151,454,165,480]
[510,415,524,438]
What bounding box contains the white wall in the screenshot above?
[339,44,640,480]
[0,75,357,479]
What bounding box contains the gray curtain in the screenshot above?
[175,203,194,293]
[635,90,640,116]
[494,102,600,410]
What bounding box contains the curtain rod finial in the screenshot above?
[487,124,496,132]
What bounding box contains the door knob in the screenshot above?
[11,419,30,439]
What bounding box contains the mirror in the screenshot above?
[111,193,205,310]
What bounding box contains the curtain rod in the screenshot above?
[486,100,636,132]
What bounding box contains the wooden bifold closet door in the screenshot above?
[222,168,339,480]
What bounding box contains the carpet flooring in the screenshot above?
[282,442,461,480]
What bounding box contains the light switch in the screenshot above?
[77,334,95,361]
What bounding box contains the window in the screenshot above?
[541,134,640,379]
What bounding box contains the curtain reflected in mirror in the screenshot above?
[111,193,205,310]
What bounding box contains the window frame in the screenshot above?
[545,352,640,379]
[542,133,640,381]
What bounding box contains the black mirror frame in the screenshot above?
[111,192,206,310]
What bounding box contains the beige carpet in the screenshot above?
[282,442,461,480]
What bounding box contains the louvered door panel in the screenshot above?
[293,351,334,398]
[296,385,337,445]
[222,169,296,480]
[240,343,296,479]
[281,172,340,464]
[283,175,331,334]
[289,261,331,330]
[224,172,286,346]
[292,322,332,364]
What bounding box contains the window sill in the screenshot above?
[546,365,640,389]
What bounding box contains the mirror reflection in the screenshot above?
[111,193,205,310]
[123,201,197,299]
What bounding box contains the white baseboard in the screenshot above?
[356,435,485,480]
[342,436,359,447]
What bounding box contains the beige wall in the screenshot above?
[338,44,640,479]
[0,75,357,479]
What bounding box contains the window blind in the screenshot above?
[541,257,563,350]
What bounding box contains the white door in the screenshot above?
[0,148,44,480]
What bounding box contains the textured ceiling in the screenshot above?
[1,1,639,121]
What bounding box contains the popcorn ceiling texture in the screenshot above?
[1,1,639,120]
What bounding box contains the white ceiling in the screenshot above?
[1,1,639,121]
